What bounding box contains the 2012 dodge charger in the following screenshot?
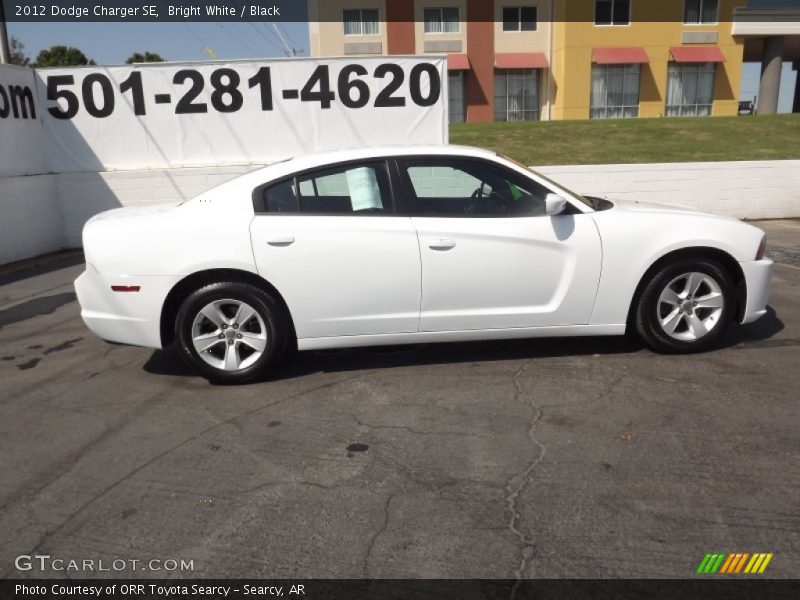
[75,146,772,383]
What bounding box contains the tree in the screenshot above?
[9,37,30,66]
[33,45,96,68]
[126,52,165,64]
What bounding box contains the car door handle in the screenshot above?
[266,235,295,246]
[427,238,456,250]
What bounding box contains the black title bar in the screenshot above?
[4,1,305,22]
[2,0,778,23]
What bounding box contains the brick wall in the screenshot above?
[55,165,263,248]
[0,175,64,265]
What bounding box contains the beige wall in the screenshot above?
[493,0,555,120]
[493,0,552,54]
[308,0,388,57]
[413,0,468,54]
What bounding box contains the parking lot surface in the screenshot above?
[1,220,798,579]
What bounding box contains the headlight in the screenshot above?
[755,234,767,260]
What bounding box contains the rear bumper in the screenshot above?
[74,266,173,349]
[739,258,773,324]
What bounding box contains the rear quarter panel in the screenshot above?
[83,198,257,279]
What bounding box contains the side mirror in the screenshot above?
[545,193,568,216]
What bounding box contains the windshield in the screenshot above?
[499,154,594,210]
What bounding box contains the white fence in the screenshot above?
[2,159,799,265]
[537,160,800,221]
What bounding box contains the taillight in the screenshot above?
[111,285,141,292]
[755,235,767,260]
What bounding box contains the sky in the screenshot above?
[7,21,311,64]
[6,21,798,113]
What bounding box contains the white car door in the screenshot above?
[249,161,420,339]
[399,157,602,332]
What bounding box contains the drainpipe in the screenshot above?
[545,0,555,120]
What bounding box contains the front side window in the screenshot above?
[684,0,718,24]
[424,7,460,33]
[591,63,641,119]
[448,71,466,123]
[502,6,538,31]
[343,8,380,35]
[666,62,716,117]
[257,162,393,214]
[595,0,630,25]
[402,159,552,217]
[494,69,539,122]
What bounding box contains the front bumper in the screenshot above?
[739,258,773,324]
[74,265,173,349]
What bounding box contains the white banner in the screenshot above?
[0,64,46,177]
[34,57,448,173]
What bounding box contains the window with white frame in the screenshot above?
[424,7,460,33]
[594,0,630,25]
[684,0,718,24]
[502,6,538,31]
[343,9,379,35]
[448,71,466,123]
[494,69,539,122]
[590,64,641,119]
[666,62,716,117]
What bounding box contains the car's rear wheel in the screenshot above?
[634,258,734,353]
[176,281,288,383]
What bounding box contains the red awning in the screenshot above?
[495,53,549,69]
[670,46,726,63]
[447,54,470,71]
[593,47,650,65]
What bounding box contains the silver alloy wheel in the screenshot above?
[657,272,725,342]
[191,299,268,371]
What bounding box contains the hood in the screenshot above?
[611,198,697,214]
[607,198,738,221]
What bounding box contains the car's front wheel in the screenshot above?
[175,281,288,383]
[634,258,734,353]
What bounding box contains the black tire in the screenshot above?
[175,281,289,383]
[634,258,735,354]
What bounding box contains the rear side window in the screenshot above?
[255,162,393,215]
[265,180,298,213]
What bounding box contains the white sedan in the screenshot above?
[75,146,772,383]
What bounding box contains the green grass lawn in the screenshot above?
[449,114,800,166]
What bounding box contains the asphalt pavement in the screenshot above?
[1,220,798,579]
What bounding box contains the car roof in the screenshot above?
[281,144,498,164]
[211,145,499,197]
[268,144,498,177]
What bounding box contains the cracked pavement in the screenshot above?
[0,220,798,579]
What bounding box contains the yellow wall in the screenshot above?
[552,0,747,120]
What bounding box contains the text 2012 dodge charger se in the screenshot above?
[75,146,772,383]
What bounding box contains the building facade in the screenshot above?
[308,0,799,122]
[309,0,555,122]
[552,0,747,120]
